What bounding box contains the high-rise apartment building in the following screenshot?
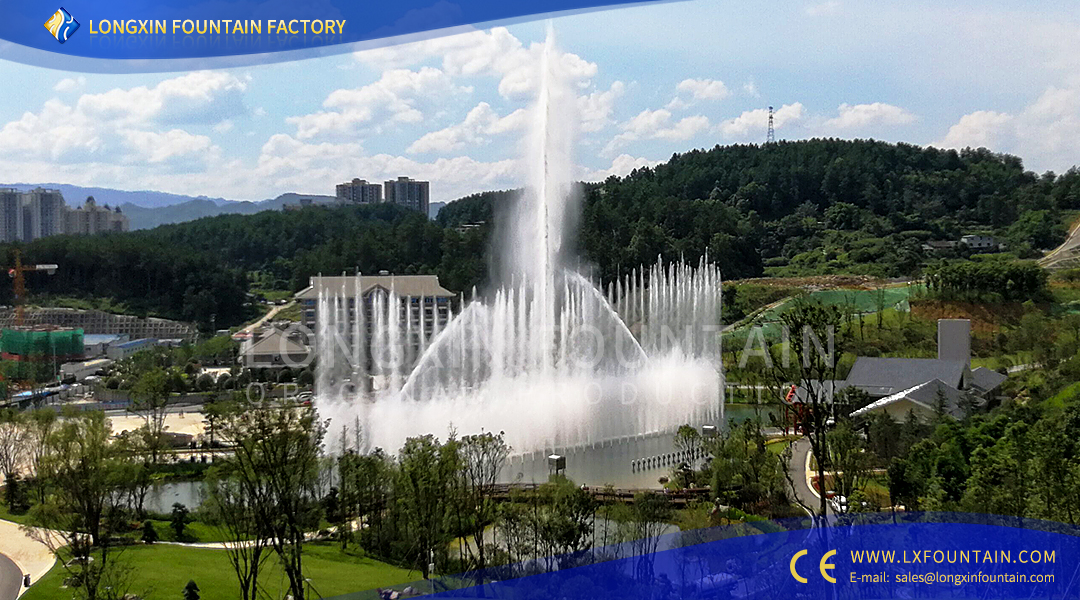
[23,188,66,240]
[383,177,430,215]
[336,178,383,204]
[0,189,21,243]
[0,189,130,242]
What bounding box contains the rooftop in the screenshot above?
[114,338,157,349]
[242,330,310,357]
[968,366,1007,393]
[850,379,966,419]
[296,274,454,300]
[84,333,127,344]
[844,357,967,397]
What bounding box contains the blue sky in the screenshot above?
[1,0,1078,203]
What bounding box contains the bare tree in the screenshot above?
[0,408,25,481]
[204,470,271,600]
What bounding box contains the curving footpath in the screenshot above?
[0,520,55,600]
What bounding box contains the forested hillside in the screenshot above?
[442,139,1080,280]
[0,203,487,330]
[3,139,1077,330]
[586,139,1080,280]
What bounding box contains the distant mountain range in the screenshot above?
[117,194,340,230]
[0,183,430,230]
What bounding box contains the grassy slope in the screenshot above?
[22,543,418,600]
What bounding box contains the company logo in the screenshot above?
[44,7,80,43]
[790,549,837,583]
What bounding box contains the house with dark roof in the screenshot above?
[851,379,966,421]
[845,357,968,398]
[845,319,1007,422]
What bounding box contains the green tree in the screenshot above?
[24,411,132,600]
[217,398,327,600]
[171,503,189,541]
[141,519,158,544]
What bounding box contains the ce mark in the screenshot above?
[790,549,836,583]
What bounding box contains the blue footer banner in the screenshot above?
[380,513,1080,600]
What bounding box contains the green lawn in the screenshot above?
[765,437,796,455]
[275,302,303,322]
[22,542,418,600]
[142,519,234,544]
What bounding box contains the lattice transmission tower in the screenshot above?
[766,106,775,144]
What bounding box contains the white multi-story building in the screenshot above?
[295,274,453,366]
[960,235,999,251]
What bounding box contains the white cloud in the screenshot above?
[805,1,841,16]
[287,67,471,140]
[604,109,711,154]
[718,103,805,139]
[213,120,235,133]
[253,134,521,201]
[578,81,625,133]
[667,78,730,109]
[934,85,1080,172]
[253,106,268,118]
[0,72,245,169]
[76,71,248,126]
[822,102,916,129]
[53,76,86,93]
[936,111,1014,149]
[353,27,597,100]
[118,129,217,165]
[742,81,760,98]
[406,102,526,154]
[580,154,662,181]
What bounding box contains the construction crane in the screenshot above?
[8,250,57,326]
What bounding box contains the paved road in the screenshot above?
[0,551,21,600]
[787,437,832,517]
[1039,217,1080,269]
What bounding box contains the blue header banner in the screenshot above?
[355,513,1080,600]
[0,0,657,72]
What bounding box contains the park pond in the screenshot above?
[145,406,779,513]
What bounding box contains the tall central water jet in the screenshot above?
[314,27,724,458]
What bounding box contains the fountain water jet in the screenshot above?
[315,27,724,459]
